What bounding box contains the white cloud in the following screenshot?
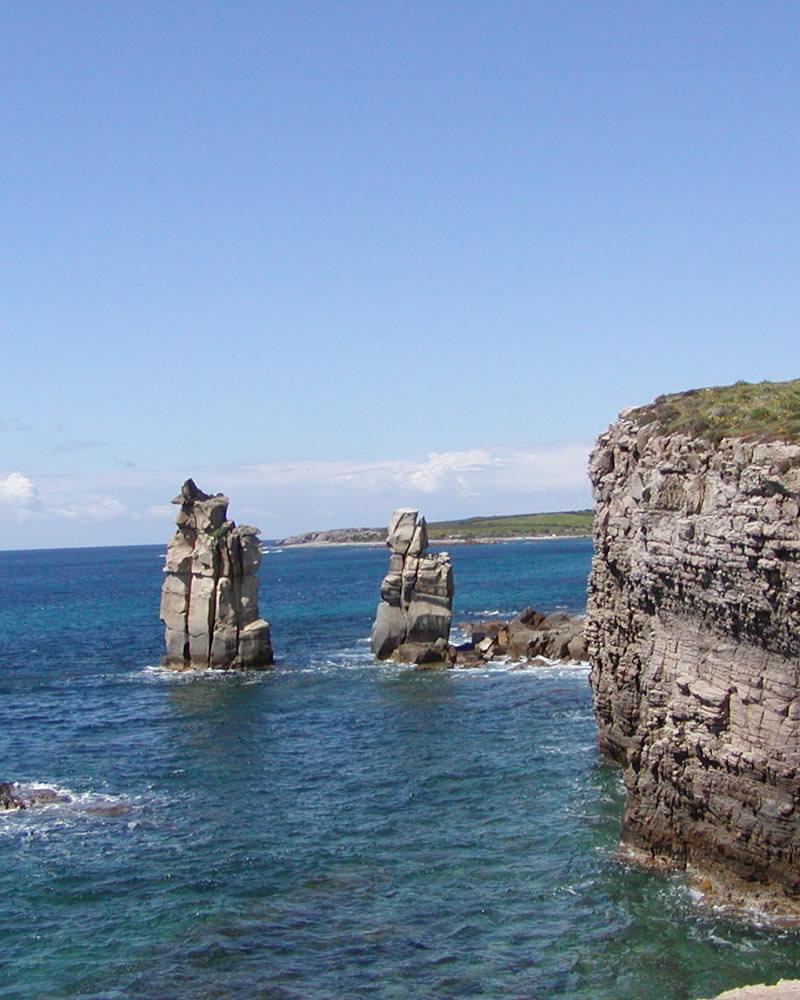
[0,472,42,513]
[146,503,175,519]
[490,445,595,490]
[0,471,129,526]
[53,497,128,521]
[233,444,588,499]
[407,449,493,492]
[0,472,37,503]
[0,443,592,548]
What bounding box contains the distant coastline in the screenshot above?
[275,510,593,547]
[270,533,592,549]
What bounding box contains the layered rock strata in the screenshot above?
[160,480,273,670]
[370,508,453,659]
[587,409,800,897]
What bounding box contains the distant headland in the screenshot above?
[276,509,594,547]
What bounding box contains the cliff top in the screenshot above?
[628,378,800,444]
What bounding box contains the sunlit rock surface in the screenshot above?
[160,479,273,670]
[370,508,453,660]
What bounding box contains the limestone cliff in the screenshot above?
[587,382,800,898]
[370,508,454,659]
[160,480,273,670]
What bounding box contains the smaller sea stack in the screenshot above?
[160,479,273,670]
[370,508,453,659]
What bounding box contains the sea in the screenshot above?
[1,539,799,1000]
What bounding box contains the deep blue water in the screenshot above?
[1,539,799,1000]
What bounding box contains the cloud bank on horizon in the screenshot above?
[0,444,592,549]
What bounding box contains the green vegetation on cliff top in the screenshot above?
[427,510,592,539]
[630,378,800,444]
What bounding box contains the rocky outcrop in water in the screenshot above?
[0,783,130,816]
[458,608,586,665]
[0,781,25,810]
[370,508,453,659]
[587,399,800,900]
[384,607,586,669]
[160,479,273,670]
[0,783,73,810]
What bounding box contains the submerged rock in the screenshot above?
[83,802,132,817]
[370,508,453,659]
[160,479,273,670]
[23,786,70,805]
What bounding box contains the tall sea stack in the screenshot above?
[159,479,273,670]
[586,380,800,899]
[370,508,453,659]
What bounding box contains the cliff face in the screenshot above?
[587,408,800,896]
[160,480,273,670]
[370,508,453,659]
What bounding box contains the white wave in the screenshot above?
[138,664,273,685]
[305,645,377,671]
[448,657,591,681]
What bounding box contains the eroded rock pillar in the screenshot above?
[370,507,453,659]
[159,479,273,670]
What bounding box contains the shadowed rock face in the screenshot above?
[370,508,453,659]
[587,412,800,897]
[159,479,273,670]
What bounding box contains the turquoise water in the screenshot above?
[1,539,799,999]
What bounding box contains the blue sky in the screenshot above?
[3,1,799,548]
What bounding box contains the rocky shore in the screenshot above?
[0,782,128,816]
[275,533,590,548]
[388,606,586,668]
[278,510,593,546]
[586,381,800,907]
